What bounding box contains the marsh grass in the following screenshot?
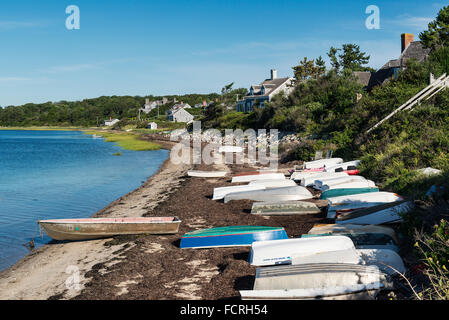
[83,131,161,151]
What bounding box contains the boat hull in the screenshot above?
[232,173,285,183]
[336,201,414,225]
[251,201,321,216]
[180,226,288,249]
[240,263,391,300]
[249,236,355,267]
[188,171,227,178]
[38,217,182,241]
[224,186,313,203]
[320,188,379,200]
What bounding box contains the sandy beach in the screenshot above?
[0,135,327,300]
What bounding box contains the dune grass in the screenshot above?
[83,131,161,151]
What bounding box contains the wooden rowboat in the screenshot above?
[187,170,227,178]
[251,201,321,216]
[38,217,182,241]
[179,226,288,249]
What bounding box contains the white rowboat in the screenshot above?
[187,170,227,178]
[336,201,414,225]
[248,179,297,188]
[303,158,343,169]
[325,160,361,172]
[232,173,285,183]
[251,201,321,216]
[224,186,313,204]
[249,236,355,267]
[240,263,391,300]
[212,185,266,201]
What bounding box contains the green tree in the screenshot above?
[420,5,449,50]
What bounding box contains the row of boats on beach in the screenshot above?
[185,157,414,300]
[37,156,415,300]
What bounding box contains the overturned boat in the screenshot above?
[38,217,182,241]
[301,233,399,252]
[326,192,405,219]
[251,201,321,216]
[232,173,285,183]
[187,170,227,178]
[179,226,288,249]
[249,236,355,267]
[248,179,297,188]
[320,188,379,200]
[314,176,368,190]
[323,180,377,191]
[325,160,361,173]
[303,158,344,170]
[307,224,399,243]
[336,200,414,225]
[212,185,266,201]
[240,263,392,300]
[224,186,313,204]
[299,172,349,187]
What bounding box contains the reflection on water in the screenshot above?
[0,130,168,271]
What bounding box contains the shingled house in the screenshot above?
[356,33,431,90]
[236,69,294,112]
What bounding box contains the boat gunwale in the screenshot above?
[38,217,182,225]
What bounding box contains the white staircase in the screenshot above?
[367,73,449,133]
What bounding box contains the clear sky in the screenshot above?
[0,0,445,106]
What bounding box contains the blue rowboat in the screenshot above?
[180,226,288,249]
[320,188,379,200]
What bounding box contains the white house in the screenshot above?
[141,98,168,114]
[236,69,294,112]
[167,108,194,123]
[171,102,192,111]
[148,122,158,130]
[104,118,120,126]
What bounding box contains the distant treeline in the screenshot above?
[0,94,220,127]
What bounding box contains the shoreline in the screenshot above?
[0,136,192,300]
[0,134,326,300]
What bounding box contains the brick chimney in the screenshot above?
[271,69,278,80]
[145,98,150,105]
[401,33,414,53]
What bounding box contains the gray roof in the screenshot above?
[353,71,373,87]
[247,77,291,98]
[369,41,431,89]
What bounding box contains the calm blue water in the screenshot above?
[0,130,169,271]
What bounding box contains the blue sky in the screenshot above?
[0,0,445,106]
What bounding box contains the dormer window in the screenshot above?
[261,85,265,95]
[250,86,254,96]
